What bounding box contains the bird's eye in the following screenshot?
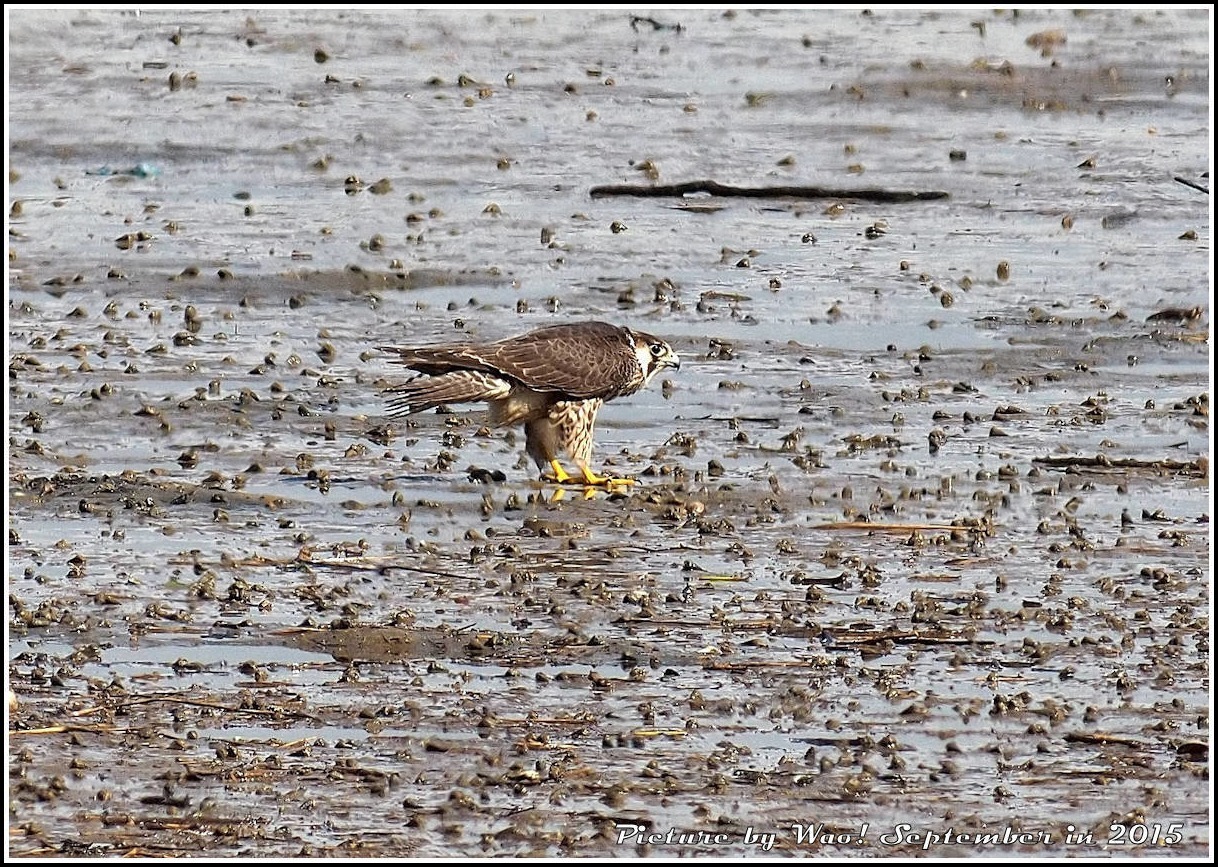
[649,342,666,357]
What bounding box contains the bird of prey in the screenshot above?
[379,321,681,486]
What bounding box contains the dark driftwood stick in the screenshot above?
[589,180,949,202]
[1173,175,1209,194]
[1032,455,1207,476]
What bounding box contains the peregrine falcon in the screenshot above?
[379,321,681,486]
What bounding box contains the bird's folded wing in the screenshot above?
[381,326,627,400]
[475,328,627,399]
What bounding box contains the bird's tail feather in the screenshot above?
[384,371,511,417]
[378,346,487,377]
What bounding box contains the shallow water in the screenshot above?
[6,6,1212,860]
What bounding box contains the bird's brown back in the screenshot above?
[381,321,641,400]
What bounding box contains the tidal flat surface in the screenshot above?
[6,7,1211,859]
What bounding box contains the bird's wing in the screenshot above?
[476,323,631,399]
[381,323,630,400]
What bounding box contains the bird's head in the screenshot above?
[630,329,681,384]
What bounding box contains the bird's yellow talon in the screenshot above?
[548,459,576,484]
[547,460,634,488]
[579,467,636,488]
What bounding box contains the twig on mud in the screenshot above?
[225,550,478,583]
[10,723,116,737]
[140,695,324,723]
[631,728,688,738]
[630,14,684,32]
[705,660,822,670]
[303,550,478,582]
[131,815,264,830]
[812,521,969,531]
[822,629,991,646]
[500,805,537,819]
[1064,731,1149,748]
[1032,454,1208,477]
[1173,175,1209,194]
[66,693,324,724]
[590,179,949,202]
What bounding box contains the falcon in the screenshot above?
[379,321,681,486]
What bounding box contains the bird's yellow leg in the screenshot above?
[548,459,576,484]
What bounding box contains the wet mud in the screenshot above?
[7,7,1211,860]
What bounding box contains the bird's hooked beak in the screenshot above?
[664,353,682,371]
